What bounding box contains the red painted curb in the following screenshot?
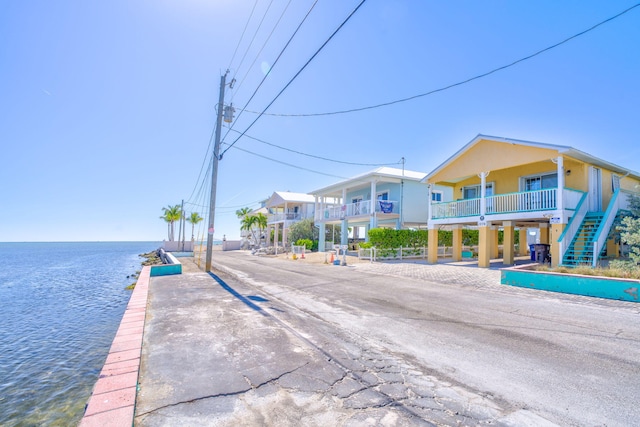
[79,266,151,427]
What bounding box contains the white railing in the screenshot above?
[358,246,427,261]
[431,188,585,220]
[486,188,557,214]
[431,198,480,219]
[318,200,399,221]
[557,191,589,263]
[268,212,302,223]
[591,189,635,267]
[563,188,584,211]
[357,245,479,261]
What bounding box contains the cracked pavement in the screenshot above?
[135,252,640,426]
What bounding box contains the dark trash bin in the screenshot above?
[529,244,536,261]
[534,244,550,263]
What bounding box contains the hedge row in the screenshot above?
[366,228,520,248]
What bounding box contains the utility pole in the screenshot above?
[179,199,185,251]
[205,70,229,272]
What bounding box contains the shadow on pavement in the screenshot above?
[208,272,265,313]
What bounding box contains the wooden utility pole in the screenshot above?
[205,71,228,272]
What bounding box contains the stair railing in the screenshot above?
[557,190,588,264]
[591,189,633,267]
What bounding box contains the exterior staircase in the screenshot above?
[562,212,604,266]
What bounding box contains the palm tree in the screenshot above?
[235,207,251,219]
[186,212,204,242]
[160,205,182,241]
[241,215,258,246]
[254,213,268,243]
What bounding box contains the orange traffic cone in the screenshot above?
[330,252,334,263]
[301,250,305,259]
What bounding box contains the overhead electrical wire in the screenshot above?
[220,0,368,159]
[222,143,348,179]
[222,0,320,144]
[186,119,217,204]
[240,2,640,117]
[227,0,260,72]
[230,0,294,102]
[227,128,402,166]
[229,0,277,82]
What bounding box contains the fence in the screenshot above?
[357,246,482,261]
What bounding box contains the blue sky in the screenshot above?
[1,0,639,242]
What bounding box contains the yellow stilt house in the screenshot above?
[424,135,640,268]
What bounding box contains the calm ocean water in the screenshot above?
[0,241,159,426]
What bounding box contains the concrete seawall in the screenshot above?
[79,266,151,426]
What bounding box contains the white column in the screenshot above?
[341,188,348,246]
[480,172,488,217]
[370,179,377,230]
[427,184,432,227]
[557,156,564,218]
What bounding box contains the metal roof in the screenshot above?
[312,167,427,196]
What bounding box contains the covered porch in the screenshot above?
[427,155,579,268]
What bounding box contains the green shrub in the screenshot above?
[295,239,313,251]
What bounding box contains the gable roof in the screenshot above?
[424,134,640,184]
[265,191,315,207]
[312,167,427,196]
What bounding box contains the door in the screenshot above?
[352,197,363,215]
[589,167,602,212]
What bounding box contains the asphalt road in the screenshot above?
[136,251,640,426]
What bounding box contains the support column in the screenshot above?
[518,228,529,256]
[370,180,377,230]
[341,188,348,246]
[265,225,271,247]
[318,223,326,251]
[539,223,549,244]
[478,222,492,268]
[606,238,619,259]
[556,156,564,216]
[452,225,463,261]
[428,227,439,264]
[550,223,566,267]
[479,172,488,218]
[503,221,515,265]
[491,226,499,259]
[283,224,288,248]
[273,224,279,248]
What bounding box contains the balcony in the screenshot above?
[318,199,400,221]
[430,188,584,221]
[267,212,312,225]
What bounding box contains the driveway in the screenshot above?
[137,251,640,426]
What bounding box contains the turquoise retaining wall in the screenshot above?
[150,252,182,276]
[501,268,639,303]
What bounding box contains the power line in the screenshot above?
[220,0,368,158]
[186,119,217,204]
[230,0,294,102]
[240,2,640,117]
[227,128,402,166]
[230,0,276,80]
[223,143,348,179]
[222,0,320,144]
[227,0,260,72]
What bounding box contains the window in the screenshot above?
[612,174,621,192]
[462,183,493,199]
[522,172,557,191]
[521,172,558,210]
[431,191,443,202]
[377,191,389,201]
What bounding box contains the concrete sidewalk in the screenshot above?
[135,261,396,426]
